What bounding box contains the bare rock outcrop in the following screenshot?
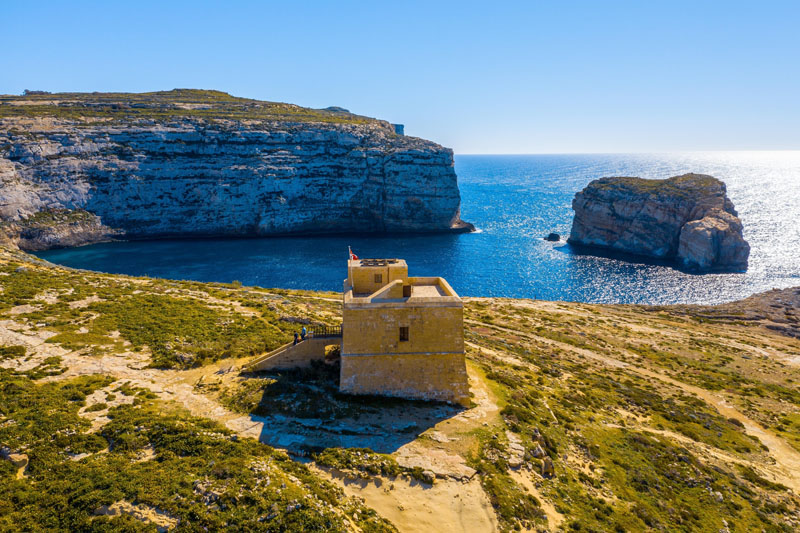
[1,209,121,251]
[0,90,472,250]
[568,174,750,272]
[1,446,29,477]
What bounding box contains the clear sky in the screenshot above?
[3,1,798,153]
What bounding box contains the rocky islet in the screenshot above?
[568,173,750,272]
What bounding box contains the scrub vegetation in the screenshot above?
[0,89,376,125]
[590,174,722,196]
[1,208,97,231]
[0,257,335,368]
[0,369,394,532]
[1,245,799,531]
[462,296,800,531]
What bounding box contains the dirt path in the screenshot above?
[466,340,530,368]
[641,369,800,492]
[1,319,503,532]
[466,317,800,493]
[394,378,492,480]
[316,466,499,533]
[509,469,564,532]
[343,364,503,533]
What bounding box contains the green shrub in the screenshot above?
[314,448,401,479]
[87,294,284,368]
[0,345,25,360]
[0,370,396,532]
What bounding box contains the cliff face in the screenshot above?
[0,90,471,250]
[569,174,750,271]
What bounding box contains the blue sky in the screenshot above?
[3,1,798,153]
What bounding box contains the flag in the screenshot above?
[348,246,358,260]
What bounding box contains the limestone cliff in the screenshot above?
[568,174,750,271]
[0,89,472,250]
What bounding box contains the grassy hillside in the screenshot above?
[462,296,800,531]
[0,372,392,532]
[0,247,798,532]
[0,89,377,124]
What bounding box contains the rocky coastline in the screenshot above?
[0,89,473,251]
[568,173,750,272]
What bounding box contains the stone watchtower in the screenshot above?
[340,258,470,406]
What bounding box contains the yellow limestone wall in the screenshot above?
[348,262,408,294]
[342,306,463,355]
[340,305,470,406]
[340,352,469,405]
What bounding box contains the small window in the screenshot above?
[399,326,409,342]
[402,285,411,297]
[374,273,383,284]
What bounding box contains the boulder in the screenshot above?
[568,174,749,272]
[420,470,437,484]
[507,442,526,468]
[677,209,750,271]
[532,443,546,458]
[541,456,555,478]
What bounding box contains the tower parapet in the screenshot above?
[341,258,470,406]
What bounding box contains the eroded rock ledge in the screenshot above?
[0,89,472,251]
[568,173,750,272]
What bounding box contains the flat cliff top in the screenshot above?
[1,245,799,531]
[0,88,381,125]
[585,173,724,198]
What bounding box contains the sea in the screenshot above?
[36,152,800,305]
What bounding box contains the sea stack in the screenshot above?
[568,173,750,272]
[0,89,473,251]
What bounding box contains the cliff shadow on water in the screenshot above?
[557,242,749,275]
[34,231,471,292]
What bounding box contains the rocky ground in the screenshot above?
[1,247,799,531]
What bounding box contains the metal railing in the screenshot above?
[307,325,342,338]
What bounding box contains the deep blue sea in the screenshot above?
[36,152,800,305]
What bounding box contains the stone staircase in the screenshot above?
[243,326,342,372]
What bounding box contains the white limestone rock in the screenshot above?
[568,173,749,272]
[0,94,472,251]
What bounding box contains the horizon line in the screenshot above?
[455,150,800,155]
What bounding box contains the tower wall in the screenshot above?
[340,352,469,406]
[340,304,469,406]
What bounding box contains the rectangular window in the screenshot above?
[402,285,411,297]
[374,273,383,284]
[399,326,409,342]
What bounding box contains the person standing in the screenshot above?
[301,326,307,340]
[293,332,299,345]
